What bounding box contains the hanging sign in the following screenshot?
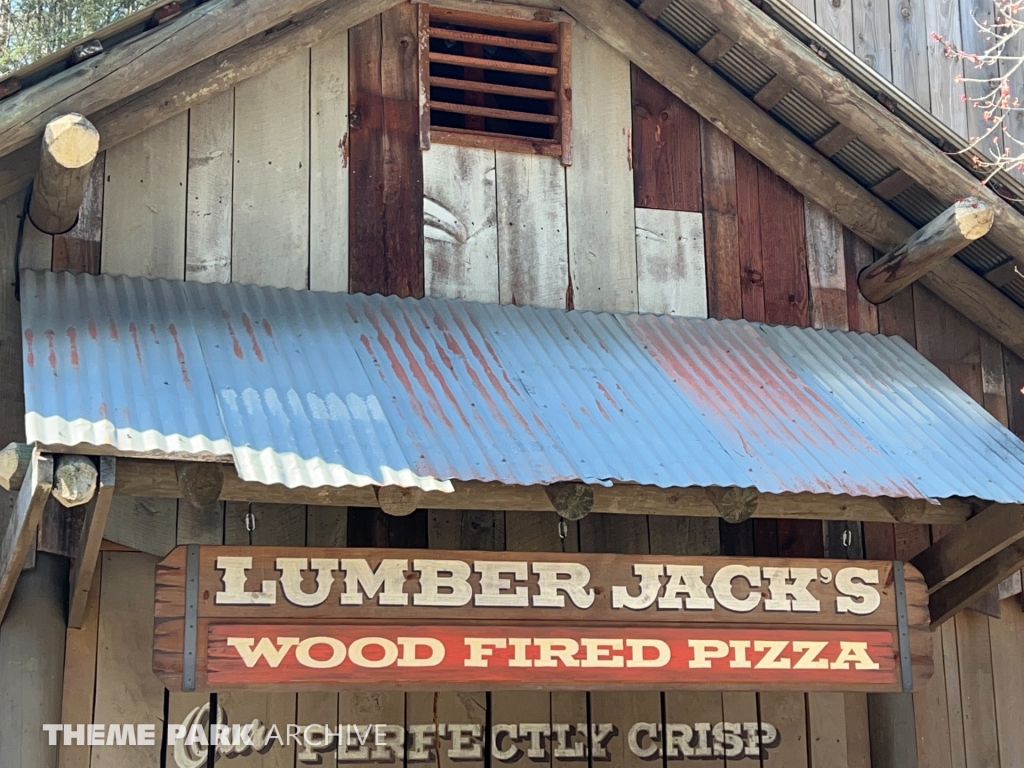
[153,547,931,693]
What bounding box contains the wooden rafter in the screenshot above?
[555,0,1024,361]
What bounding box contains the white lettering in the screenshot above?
[835,567,881,615]
[225,637,299,668]
[474,561,529,607]
[413,559,473,607]
[340,559,408,606]
[215,556,276,605]
[531,563,595,608]
[710,565,761,612]
[611,564,662,610]
[277,557,337,607]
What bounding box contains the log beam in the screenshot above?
[0,0,402,201]
[0,449,53,622]
[28,114,99,234]
[375,486,425,517]
[706,486,759,523]
[545,482,595,521]
[175,461,224,509]
[859,198,994,304]
[106,457,971,524]
[554,0,1024,362]
[910,502,1024,593]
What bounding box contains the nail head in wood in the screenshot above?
[544,482,594,521]
[375,485,425,517]
[706,486,759,524]
[0,442,33,491]
[52,455,98,509]
[175,461,225,509]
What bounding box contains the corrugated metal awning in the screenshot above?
[20,269,1024,503]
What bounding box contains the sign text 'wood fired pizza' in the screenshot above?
[153,547,931,692]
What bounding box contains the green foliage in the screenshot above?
[0,0,150,76]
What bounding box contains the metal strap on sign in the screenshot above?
[182,544,200,692]
[893,560,913,692]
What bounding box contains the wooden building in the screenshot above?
[1,0,1024,766]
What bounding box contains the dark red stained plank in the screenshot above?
[349,6,424,299]
[912,285,983,405]
[877,287,916,346]
[630,64,702,212]
[862,523,896,560]
[1004,351,1024,440]
[757,163,808,327]
[700,119,742,320]
[52,152,104,274]
[734,147,765,323]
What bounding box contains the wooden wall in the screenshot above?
[795,0,1023,182]
[1,6,1023,767]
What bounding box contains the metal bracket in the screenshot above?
[893,560,913,692]
[182,543,200,692]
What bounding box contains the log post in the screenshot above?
[52,455,98,509]
[858,198,994,304]
[0,443,32,491]
[28,114,100,235]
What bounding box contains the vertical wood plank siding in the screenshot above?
[630,64,702,212]
[349,5,424,299]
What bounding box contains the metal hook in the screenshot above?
[245,504,256,546]
[842,528,852,548]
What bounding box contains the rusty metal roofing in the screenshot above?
[20,269,1024,502]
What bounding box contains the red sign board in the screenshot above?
[207,623,897,688]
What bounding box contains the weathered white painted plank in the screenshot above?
[888,0,932,110]
[310,34,350,293]
[805,200,849,330]
[816,0,855,49]
[102,113,188,279]
[90,552,163,768]
[924,0,968,138]
[565,25,637,313]
[496,151,569,309]
[635,207,707,317]
[232,51,310,289]
[186,90,234,284]
[424,143,498,303]
[0,553,67,768]
[20,217,52,270]
[853,0,893,78]
[102,496,177,557]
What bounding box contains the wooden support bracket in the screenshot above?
[67,457,115,628]
[911,502,1024,593]
[28,114,99,235]
[696,31,735,66]
[0,450,53,623]
[928,538,1024,628]
[752,75,792,110]
[859,198,994,304]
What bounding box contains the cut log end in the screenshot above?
[0,442,33,491]
[706,486,759,524]
[43,113,100,169]
[29,113,100,234]
[175,461,225,508]
[52,455,98,508]
[880,497,929,524]
[375,485,425,517]
[954,198,996,240]
[545,482,595,521]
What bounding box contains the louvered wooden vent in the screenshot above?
[418,5,572,163]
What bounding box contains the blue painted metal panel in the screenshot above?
[21,270,1024,502]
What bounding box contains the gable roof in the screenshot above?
[1,0,1023,351]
